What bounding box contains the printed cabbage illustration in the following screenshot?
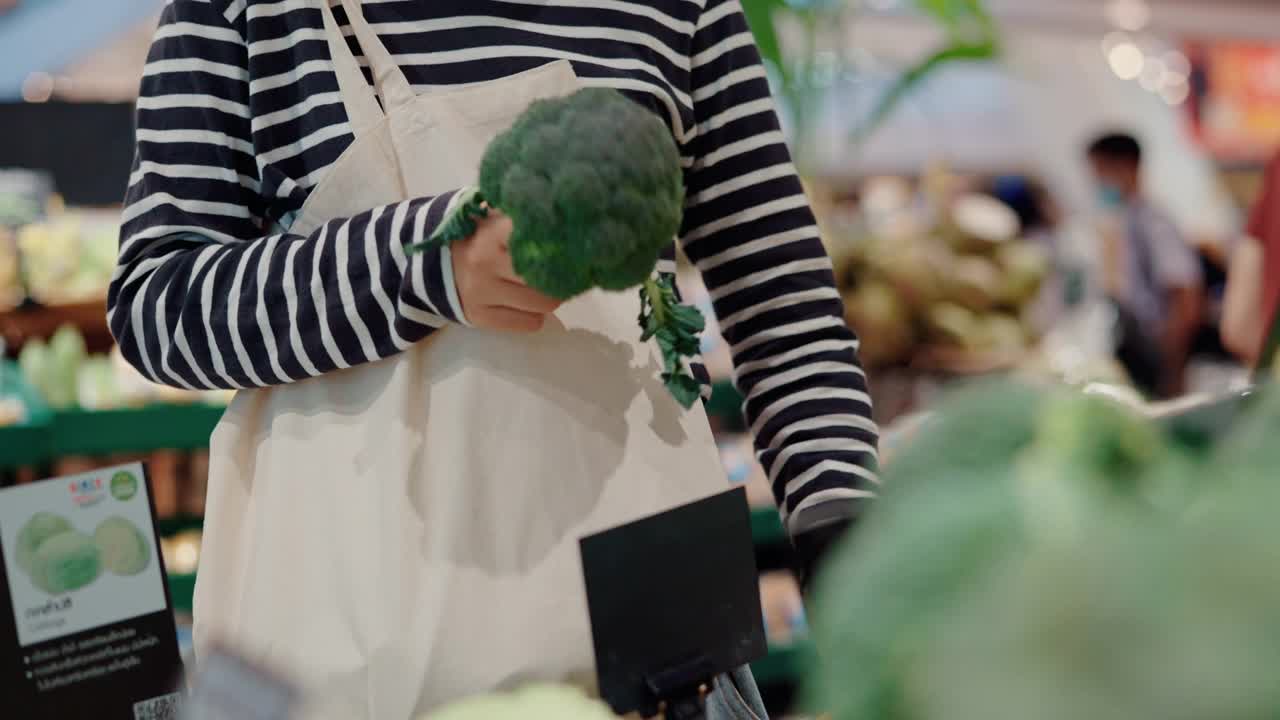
[94,516,151,576]
[15,512,73,576]
[27,530,102,595]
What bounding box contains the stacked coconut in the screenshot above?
[832,192,1051,370]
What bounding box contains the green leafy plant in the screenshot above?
[741,0,999,148]
[407,87,705,408]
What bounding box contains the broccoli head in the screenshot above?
[409,86,705,408]
[480,87,684,300]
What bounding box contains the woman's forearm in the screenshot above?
[108,194,464,391]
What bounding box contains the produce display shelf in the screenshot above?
[751,506,787,552]
[157,513,205,538]
[0,298,114,354]
[0,420,51,468]
[48,403,225,456]
[706,379,746,428]
[168,572,197,615]
[0,402,225,469]
[751,640,811,689]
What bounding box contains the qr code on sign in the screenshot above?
[134,692,183,720]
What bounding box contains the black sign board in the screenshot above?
[0,463,185,719]
[580,487,767,718]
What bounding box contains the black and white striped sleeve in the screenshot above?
[680,0,880,537]
[108,0,464,391]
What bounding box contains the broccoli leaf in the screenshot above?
[669,303,707,336]
[662,371,703,410]
[639,275,706,409]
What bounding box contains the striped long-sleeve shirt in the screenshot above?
[110,0,879,540]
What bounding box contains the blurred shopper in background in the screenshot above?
[989,175,1070,331]
[1087,132,1204,398]
[1222,148,1280,368]
[991,176,1060,250]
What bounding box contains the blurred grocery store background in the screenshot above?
[2,0,1280,715]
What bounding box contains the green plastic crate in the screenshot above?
[751,641,812,689]
[0,359,52,470]
[49,403,225,456]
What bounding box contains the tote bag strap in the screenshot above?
[335,0,416,112]
[318,0,416,135]
[317,0,386,137]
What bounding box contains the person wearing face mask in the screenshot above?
[1086,132,1204,398]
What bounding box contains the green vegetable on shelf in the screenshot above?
[15,512,73,576]
[18,340,49,400]
[27,530,101,595]
[94,516,151,576]
[923,302,978,349]
[406,87,705,408]
[843,282,915,367]
[995,241,1050,305]
[945,256,1001,313]
[76,355,121,411]
[19,324,87,410]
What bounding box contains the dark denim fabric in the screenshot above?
[706,666,768,720]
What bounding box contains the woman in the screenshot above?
[110,1,878,717]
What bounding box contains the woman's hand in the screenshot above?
[449,211,562,332]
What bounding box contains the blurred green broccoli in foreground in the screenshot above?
[806,380,1280,720]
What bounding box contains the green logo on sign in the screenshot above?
[110,471,138,501]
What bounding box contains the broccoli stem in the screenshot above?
[405,186,489,254]
[643,277,669,329]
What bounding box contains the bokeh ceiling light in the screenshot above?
[1105,0,1152,32]
[1108,42,1146,80]
[1162,50,1191,79]
[1139,57,1167,91]
[1100,31,1130,56]
[1161,75,1190,105]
